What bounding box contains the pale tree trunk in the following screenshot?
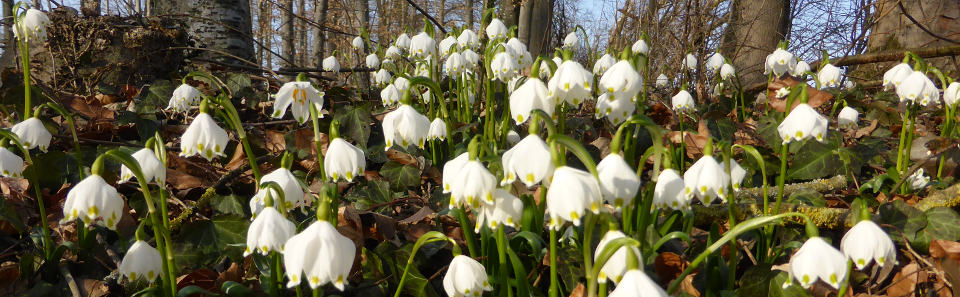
[517,0,532,43]
[281,0,295,71]
[720,0,790,86]
[313,0,328,67]
[526,0,552,57]
[150,0,256,65]
[436,0,446,29]
[358,0,370,93]
[466,0,473,29]
[499,0,519,29]
[298,0,307,66]
[866,0,960,74]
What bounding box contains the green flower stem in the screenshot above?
[722,144,738,290]
[583,214,599,297]
[895,106,911,183]
[591,236,642,297]
[273,252,283,297]
[18,36,32,118]
[451,208,479,258]
[836,259,854,297]
[548,228,559,297]
[215,97,262,182]
[0,131,52,260]
[598,282,607,297]
[495,227,513,297]
[394,231,460,297]
[313,288,322,297]
[547,134,598,177]
[34,103,84,176]
[938,106,955,178]
[529,110,558,136]
[678,112,686,171]
[775,142,788,214]
[309,104,328,182]
[901,108,917,194]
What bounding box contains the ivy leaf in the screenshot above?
[335,103,372,148]
[767,271,812,297]
[924,207,960,241]
[380,161,421,191]
[878,200,927,248]
[211,194,247,216]
[179,215,249,262]
[786,139,842,180]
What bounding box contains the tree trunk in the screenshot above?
[80,0,101,16]
[313,0,328,67]
[865,0,960,75]
[498,0,519,29]
[149,0,256,65]
[298,0,307,66]
[517,0,532,44]
[358,0,370,93]
[720,0,790,86]
[466,0,473,29]
[526,0,552,57]
[281,0,295,71]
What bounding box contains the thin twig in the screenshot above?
[403,0,448,34]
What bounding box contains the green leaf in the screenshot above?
[924,207,960,241]
[878,200,927,247]
[224,73,252,96]
[786,139,842,180]
[177,285,216,297]
[379,161,421,191]
[135,79,175,114]
[736,264,776,297]
[334,103,372,148]
[0,198,25,232]
[767,271,812,297]
[786,188,825,207]
[211,194,247,216]
[757,115,783,152]
[179,215,249,262]
[222,281,255,297]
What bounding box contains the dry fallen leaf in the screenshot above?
[767,77,833,113]
[887,262,920,297]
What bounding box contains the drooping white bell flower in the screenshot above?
[272,81,325,124]
[179,112,228,161]
[249,168,307,215]
[450,159,498,208]
[475,189,524,232]
[788,237,847,289]
[443,152,470,193]
[462,49,480,71]
[385,45,402,59]
[546,166,602,229]
[506,130,521,145]
[907,168,930,190]
[838,106,859,129]
[167,83,202,113]
[719,63,736,80]
[11,117,52,152]
[593,54,617,75]
[351,36,364,50]
[245,206,296,256]
[631,40,649,55]
[365,53,380,69]
[382,104,430,151]
[656,74,669,87]
[380,83,401,106]
[324,138,366,182]
[548,60,593,106]
[596,153,641,210]
[427,118,448,141]
[653,169,688,210]
[600,61,643,101]
[764,48,797,77]
[510,78,553,124]
[501,134,554,187]
[443,255,493,297]
[944,82,960,107]
[486,18,508,40]
[563,31,578,48]
[897,71,940,106]
[595,93,636,125]
[374,69,392,87]
[491,52,520,82]
[595,230,644,284]
[671,90,696,113]
[706,52,725,72]
[395,33,411,51]
[409,32,437,59]
[13,8,50,43]
[120,148,166,185]
[444,52,466,77]
[0,147,24,178]
[793,60,811,77]
[682,53,697,70]
[818,64,842,88]
[118,240,162,283]
[322,56,340,73]
[609,269,669,297]
[283,220,355,290]
[841,220,896,270]
[393,76,410,93]
[458,29,480,49]
[61,174,124,229]
[721,159,747,191]
[778,103,828,144]
[883,63,913,90]
[439,36,457,57]
[684,155,730,205]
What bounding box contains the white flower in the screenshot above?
[719,63,736,80]
[444,52,466,77]
[548,60,593,106]
[546,166,602,229]
[365,53,380,69]
[491,52,519,82]
[0,147,24,178]
[324,138,365,182]
[945,82,960,107]
[599,61,642,101]
[563,32,578,48]
[245,206,296,256]
[118,241,162,283]
[179,112,228,161]
[838,106,859,129]
[775,87,791,98]
[375,69,392,86]
[13,8,49,43]
[609,270,668,297]
[322,56,340,73]
[683,53,697,70]
[385,45,403,59]
[443,255,492,297]
[458,29,480,49]
[684,155,730,205]
[273,81,325,124]
[596,153,640,210]
[595,230,643,284]
[11,117,52,152]
[450,160,497,208]
[793,60,811,77]
[671,90,696,113]
[594,54,617,75]
[841,220,896,270]
[818,64,842,88]
[393,76,410,92]
[283,220,355,290]
[897,71,940,106]
[120,148,166,185]
[907,168,930,190]
[382,104,430,150]
[656,74,669,87]
[443,152,470,193]
[844,80,856,89]
[61,174,124,229]
[249,168,307,215]
[722,159,747,191]
[631,40,649,55]
[351,36,364,50]
[380,83,401,106]
[595,93,636,125]
[788,237,847,289]
[506,130,521,145]
[764,48,797,77]
[439,36,457,57]
[462,49,480,70]
[510,78,554,124]
[395,33,411,50]
[475,189,524,231]
[167,84,202,112]
[707,52,725,72]
[501,134,554,187]
[427,118,448,141]
[409,32,437,59]
[653,169,688,210]
[486,18,508,40]
[883,63,913,90]
[778,103,828,144]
